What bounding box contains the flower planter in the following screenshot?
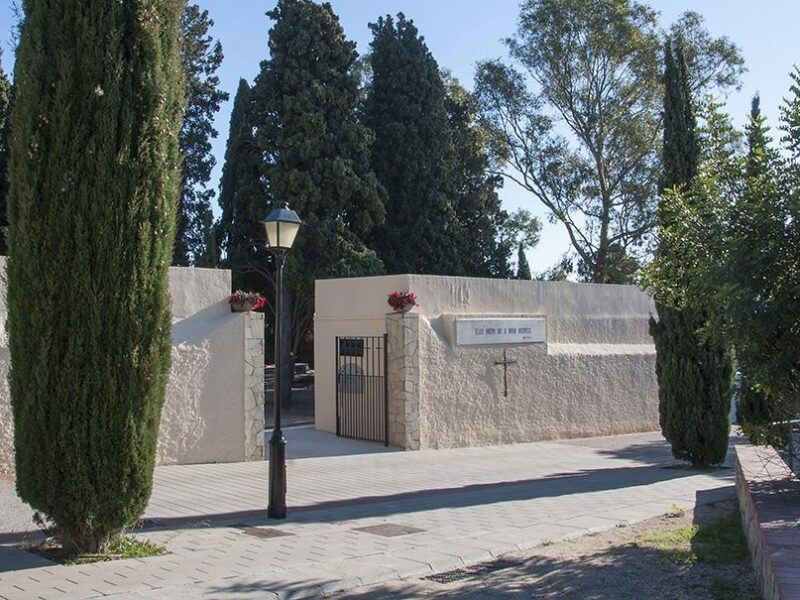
[231,302,256,313]
[387,291,418,313]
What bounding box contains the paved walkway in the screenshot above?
[0,429,738,599]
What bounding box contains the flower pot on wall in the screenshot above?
[231,301,256,312]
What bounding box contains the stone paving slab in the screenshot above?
[0,431,740,599]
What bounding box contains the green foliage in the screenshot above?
[667,11,746,96]
[641,510,749,566]
[661,40,699,193]
[253,0,386,370]
[650,40,732,468]
[217,78,268,292]
[516,243,532,280]
[475,0,743,282]
[445,75,536,278]
[29,534,166,565]
[174,4,228,266]
[646,72,800,446]
[0,58,9,255]
[365,13,458,275]
[8,0,184,553]
[651,306,732,466]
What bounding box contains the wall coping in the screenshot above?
[735,443,800,600]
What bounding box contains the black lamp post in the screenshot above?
[263,201,302,519]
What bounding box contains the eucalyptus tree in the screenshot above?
[475,0,744,282]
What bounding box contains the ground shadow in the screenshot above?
[206,501,759,600]
[0,544,55,573]
[137,462,735,534]
[596,433,748,468]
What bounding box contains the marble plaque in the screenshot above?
[455,317,546,346]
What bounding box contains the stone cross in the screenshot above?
[493,349,517,397]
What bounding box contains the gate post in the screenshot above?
[386,312,421,450]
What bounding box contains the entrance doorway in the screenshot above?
[335,335,388,445]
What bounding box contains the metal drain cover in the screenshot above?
[426,558,524,583]
[353,523,426,537]
[241,527,294,539]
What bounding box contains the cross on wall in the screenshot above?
[493,349,517,397]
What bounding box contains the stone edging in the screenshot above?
[735,444,800,600]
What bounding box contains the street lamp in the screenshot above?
[263,200,302,519]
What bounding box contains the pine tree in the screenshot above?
[7,0,184,552]
[650,39,732,467]
[516,244,532,280]
[253,0,386,398]
[217,79,269,292]
[174,4,228,266]
[365,14,459,275]
[0,59,10,255]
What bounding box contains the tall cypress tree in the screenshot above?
[174,4,228,266]
[8,0,184,552]
[650,39,732,467]
[217,78,269,292]
[516,244,532,280]
[254,0,386,396]
[366,14,459,275]
[0,60,10,255]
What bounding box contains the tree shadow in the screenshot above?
[137,462,734,534]
[0,544,55,573]
[206,533,757,600]
[596,432,748,468]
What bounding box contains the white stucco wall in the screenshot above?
[314,274,409,433]
[316,274,658,448]
[0,259,264,473]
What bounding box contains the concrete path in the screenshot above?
[0,430,737,599]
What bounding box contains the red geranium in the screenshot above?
[230,290,266,312]
[387,291,418,312]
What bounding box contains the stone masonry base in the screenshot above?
[735,444,800,600]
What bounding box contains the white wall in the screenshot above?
[0,260,264,473]
[315,274,658,447]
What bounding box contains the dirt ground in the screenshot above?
[338,499,761,600]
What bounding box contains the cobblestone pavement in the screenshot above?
[0,429,738,599]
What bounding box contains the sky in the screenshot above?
[1,1,799,274]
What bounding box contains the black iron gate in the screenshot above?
[335,335,388,445]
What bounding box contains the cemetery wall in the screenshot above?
[316,274,658,448]
[0,259,264,473]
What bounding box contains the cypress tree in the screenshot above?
[174,4,228,266]
[8,0,184,552]
[650,40,732,467]
[516,244,532,280]
[365,14,459,275]
[0,58,10,255]
[0,59,11,254]
[217,78,269,292]
[254,0,386,397]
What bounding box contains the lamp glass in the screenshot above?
[265,220,300,250]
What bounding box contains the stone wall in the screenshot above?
[386,313,420,450]
[735,444,800,600]
[0,260,264,473]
